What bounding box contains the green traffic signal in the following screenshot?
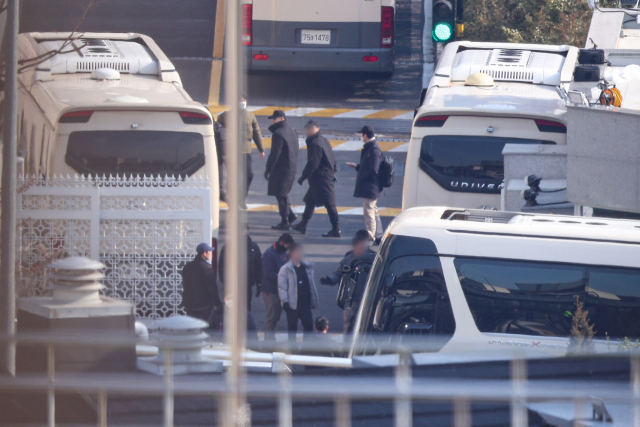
[432,22,454,42]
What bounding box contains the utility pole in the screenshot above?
[0,0,19,376]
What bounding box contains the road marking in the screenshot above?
[257,137,408,151]
[388,142,410,152]
[333,109,379,118]
[332,140,364,151]
[208,0,226,106]
[208,105,413,120]
[393,111,415,120]
[363,109,413,119]
[219,203,401,217]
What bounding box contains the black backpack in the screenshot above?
[378,156,394,188]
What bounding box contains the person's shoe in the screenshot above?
[291,219,308,234]
[271,221,290,230]
[322,226,342,238]
[288,212,298,224]
[374,237,382,246]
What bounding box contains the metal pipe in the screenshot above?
[0,0,19,377]
[47,345,55,427]
[164,349,174,427]
[98,391,107,427]
[223,0,248,424]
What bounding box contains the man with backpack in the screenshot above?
[347,125,387,245]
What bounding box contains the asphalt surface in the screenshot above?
[20,0,424,111]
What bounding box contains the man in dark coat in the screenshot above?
[347,125,384,244]
[214,119,227,202]
[291,120,340,238]
[217,93,265,208]
[264,110,299,230]
[320,230,374,333]
[181,243,223,322]
[218,230,263,311]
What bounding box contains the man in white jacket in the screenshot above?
[278,243,319,342]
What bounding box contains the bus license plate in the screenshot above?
[301,30,331,45]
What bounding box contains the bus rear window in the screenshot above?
[420,135,554,193]
[66,131,205,178]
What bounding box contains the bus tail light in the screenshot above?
[415,115,448,127]
[253,54,268,60]
[381,6,394,47]
[242,4,253,46]
[363,56,379,62]
[59,110,93,123]
[179,111,212,125]
[534,119,566,133]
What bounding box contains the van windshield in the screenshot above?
[420,135,554,193]
[66,131,205,178]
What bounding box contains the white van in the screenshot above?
[403,42,578,211]
[242,0,395,73]
[16,31,219,230]
[350,207,640,357]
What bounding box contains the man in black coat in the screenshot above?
[218,231,263,311]
[291,120,341,238]
[347,125,384,244]
[214,120,227,202]
[264,110,299,230]
[181,243,223,322]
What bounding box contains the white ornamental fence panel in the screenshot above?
[16,175,212,319]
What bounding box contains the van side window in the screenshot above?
[374,255,455,339]
[455,258,640,340]
[587,267,640,339]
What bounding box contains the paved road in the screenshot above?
[219,147,404,334]
[20,0,424,110]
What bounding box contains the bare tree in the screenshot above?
[0,0,105,89]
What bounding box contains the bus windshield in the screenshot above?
[419,135,554,193]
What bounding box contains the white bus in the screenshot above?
[350,207,640,357]
[15,32,220,269]
[403,42,578,211]
[242,0,395,74]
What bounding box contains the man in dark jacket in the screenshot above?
[217,93,265,208]
[261,233,295,340]
[181,243,222,322]
[218,230,263,311]
[320,230,374,333]
[264,110,299,230]
[214,120,227,202]
[347,125,384,244]
[291,120,340,237]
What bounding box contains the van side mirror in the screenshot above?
[399,322,434,335]
[373,295,395,332]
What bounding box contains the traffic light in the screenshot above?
[432,0,455,43]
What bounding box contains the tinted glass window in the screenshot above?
[373,255,455,336]
[419,136,553,194]
[586,267,640,339]
[455,258,586,337]
[355,235,454,351]
[455,258,640,340]
[66,131,205,177]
